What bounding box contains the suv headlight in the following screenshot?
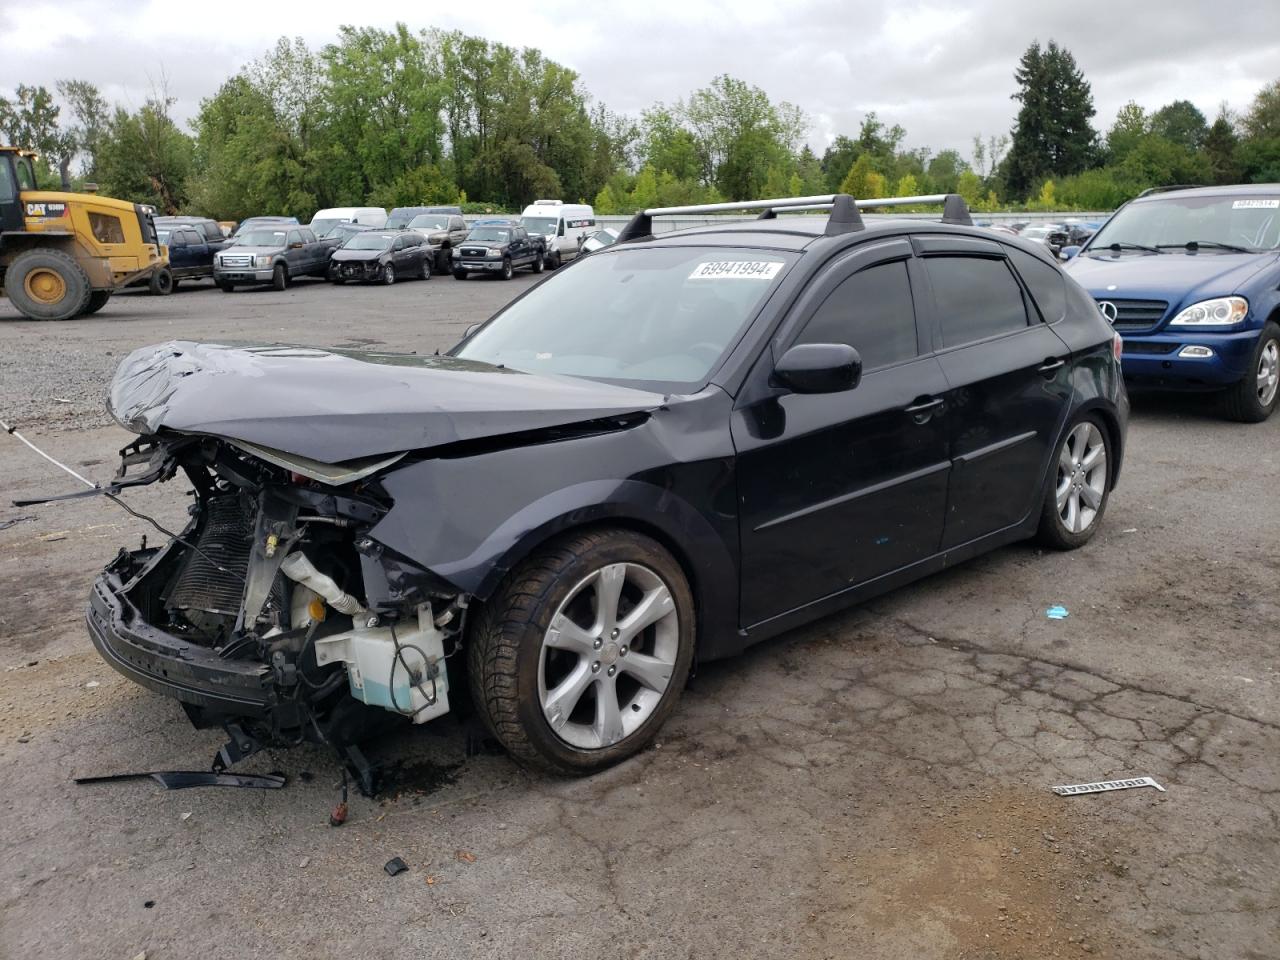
[487,249,502,259]
[254,254,275,267]
[1169,296,1248,327]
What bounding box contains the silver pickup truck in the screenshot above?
[214,225,330,292]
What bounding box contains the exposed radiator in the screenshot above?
[168,495,282,617]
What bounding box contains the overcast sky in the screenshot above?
[3,0,1279,161]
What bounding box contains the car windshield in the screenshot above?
[384,213,417,229]
[456,246,797,387]
[310,218,342,235]
[236,230,288,246]
[589,230,616,246]
[1021,226,1053,240]
[409,215,450,230]
[467,228,510,242]
[321,224,357,239]
[344,233,393,250]
[1089,194,1280,254]
[522,216,558,235]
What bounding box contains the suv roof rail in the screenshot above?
[617,193,972,242]
[1135,184,1204,198]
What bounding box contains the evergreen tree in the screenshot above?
[1203,109,1241,184]
[1149,100,1208,152]
[1004,40,1097,198]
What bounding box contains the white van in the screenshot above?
[519,200,595,268]
[308,206,388,237]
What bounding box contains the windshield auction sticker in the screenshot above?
[1232,199,1280,209]
[689,260,784,280]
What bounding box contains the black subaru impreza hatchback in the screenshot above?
[88,194,1127,777]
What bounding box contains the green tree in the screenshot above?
[838,153,876,198]
[593,183,620,214]
[96,97,195,212]
[925,149,967,193]
[1242,78,1280,140]
[1203,109,1241,184]
[56,79,109,182]
[1004,40,1097,198]
[0,84,75,186]
[1149,99,1208,152]
[1106,101,1148,162]
[821,135,860,192]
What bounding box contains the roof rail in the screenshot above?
[1135,184,1204,198]
[616,192,972,242]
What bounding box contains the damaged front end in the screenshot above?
[87,433,466,766]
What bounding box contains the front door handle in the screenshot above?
[1038,357,1066,375]
[905,397,945,422]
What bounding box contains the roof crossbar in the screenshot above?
[616,192,972,242]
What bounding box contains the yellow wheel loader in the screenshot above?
[0,146,171,320]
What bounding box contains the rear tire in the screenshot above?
[148,267,174,296]
[82,290,111,315]
[1036,414,1112,550]
[1222,322,1280,423]
[468,528,695,775]
[4,249,92,320]
[271,263,289,291]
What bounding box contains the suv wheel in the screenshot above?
[1036,415,1112,550]
[453,269,467,280]
[501,257,513,280]
[148,267,174,296]
[218,280,235,293]
[271,263,289,291]
[468,528,695,774]
[1222,321,1280,423]
[382,263,395,285]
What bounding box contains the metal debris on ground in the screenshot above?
[74,770,287,791]
[0,515,36,530]
[384,857,409,876]
[1052,776,1166,796]
[1046,605,1070,620]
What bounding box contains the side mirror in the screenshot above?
[289,241,303,249]
[773,343,862,394]
[463,322,482,339]
[1060,245,1081,261]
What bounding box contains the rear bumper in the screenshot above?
[87,556,275,717]
[1120,329,1259,388]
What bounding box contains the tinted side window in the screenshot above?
[199,222,221,241]
[927,257,1029,347]
[287,230,302,245]
[1007,247,1067,323]
[796,261,918,370]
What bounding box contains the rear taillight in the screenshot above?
[1112,333,1123,361]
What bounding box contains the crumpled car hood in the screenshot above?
[108,341,666,463]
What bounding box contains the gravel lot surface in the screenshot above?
[1,279,1277,960]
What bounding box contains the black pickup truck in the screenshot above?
[452,221,546,280]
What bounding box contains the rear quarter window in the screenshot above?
[1007,247,1067,323]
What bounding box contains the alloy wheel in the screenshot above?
[1055,421,1107,534]
[537,562,679,750]
[1256,338,1279,407]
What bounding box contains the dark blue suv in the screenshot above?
[1064,185,1280,421]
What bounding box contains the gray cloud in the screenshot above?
[2,0,1278,164]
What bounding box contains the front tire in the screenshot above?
[532,251,545,274]
[453,269,468,280]
[381,263,395,285]
[1036,415,1112,550]
[1222,322,1280,423]
[271,263,289,291]
[218,280,235,293]
[4,249,92,320]
[500,257,513,280]
[468,528,695,775]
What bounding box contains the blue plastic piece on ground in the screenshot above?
[1046,605,1069,620]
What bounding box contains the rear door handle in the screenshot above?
[1038,357,1066,375]
[905,397,945,422]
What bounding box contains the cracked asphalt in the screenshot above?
[2,280,1278,960]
